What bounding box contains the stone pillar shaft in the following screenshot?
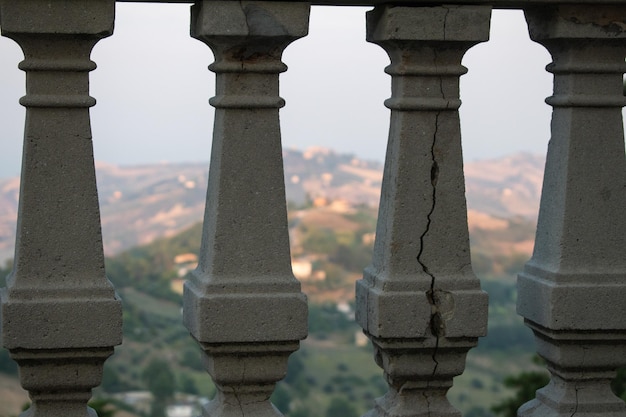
[0,2,122,417]
[355,6,491,417]
[517,6,626,417]
[183,2,310,417]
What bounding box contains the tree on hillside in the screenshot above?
[271,384,292,413]
[491,370,550,417]
[142,358,176,417]
[177,373,198,395]
[326,397,358,417]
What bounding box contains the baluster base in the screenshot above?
[518,321,626,417]
[11,348,113,417]
[365,386,460,417]
[519,376,626,417]
[198,342,299,417]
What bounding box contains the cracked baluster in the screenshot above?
[517,6,626,417]
[182,2,309,417]
[355,6,491,417]
[0,2,122,417]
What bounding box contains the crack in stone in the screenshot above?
[417,110,441,382]
[423,389,433,417]
[423,42,450,381]
[570,347,587,417]
[415,6,453,401]
[570,384,579,417]
[232,360,247,417]
[428,286,445,384]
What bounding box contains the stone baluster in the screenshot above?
[517,6,626,417]
[182,2,309,417]
[355,6,491,417]
[0,2,122,417]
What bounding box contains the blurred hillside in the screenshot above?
[0,148,544,262]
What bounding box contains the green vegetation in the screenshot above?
[293,208,378,293]
[106,224,202,303]
[143,359,176,417]
[490,356,550,417]
[326,397,359,417]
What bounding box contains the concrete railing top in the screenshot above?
[115,0,626,7]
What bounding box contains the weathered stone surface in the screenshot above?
[517,5,626,417]
[184,290,307,343]
[183,2,310,417]
[0,0,114,35]
[1,298,121,349]
[366,5,490,41]
[0,2,121,417]
[355,6,491,417]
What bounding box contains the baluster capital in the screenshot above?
[525,5,626,42]
[191,0,309,74]
[0,0,114,38]
[366,5,491,112]
[367,5,490,44]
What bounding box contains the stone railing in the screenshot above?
[0,2,625,417]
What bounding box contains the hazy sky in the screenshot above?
[0,4,556,178]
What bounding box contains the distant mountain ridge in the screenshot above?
[0,148,544,261]
[465,152,544,220]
